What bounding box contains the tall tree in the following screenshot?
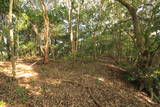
[75,1,80,53]
[116,0,160,100]
[68,0,76,54]
[117,0,145,54]
[8,0,16,77]
[39,0,50,63]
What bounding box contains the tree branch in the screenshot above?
[116,0,136,13]
[116,0,145,54]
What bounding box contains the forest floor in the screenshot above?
[0,57,159,107]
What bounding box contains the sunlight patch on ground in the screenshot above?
[45,79,62,85]
[15,63,38,78]
[0,61,38,79]
[0,61,11,73]
[16,64,32,71]
[85,74,105,81]
[31,90,41,96]
[19,83,31,89]
[97,77,105,82]
[16,71,38,78]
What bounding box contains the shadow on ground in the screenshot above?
[0,57,159,107]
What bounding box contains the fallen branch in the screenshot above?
[30,59,42,67]
[86,87,101,107]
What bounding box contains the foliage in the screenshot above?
[0,101,6,107]
[15,86,29,103]
[123,73,136,81]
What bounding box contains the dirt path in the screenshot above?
[0,57,159,107]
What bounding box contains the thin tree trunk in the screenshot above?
[32,23,41,55]
[40,0,49,63]
[8,0,16,77]
[68,0,76,54]
[75,2,80,53]
[93,32,97,59]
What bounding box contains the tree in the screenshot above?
[39,0,50,63]
[27,0,50,63]
[116,0,160,100]
[8,0,16,77]
[68,0,75,54]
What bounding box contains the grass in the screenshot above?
[15,86,30,103]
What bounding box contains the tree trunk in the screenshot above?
[32,24,41,55]
[68,0,76,54]
[93,32,97,59]
[75,2,80,53]
[40,0,49,63]
[8,0,16,77]
[117,0,145,55]
[117,0,159,99]
[117,0,149,70]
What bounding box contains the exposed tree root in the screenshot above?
[62,80,102,107]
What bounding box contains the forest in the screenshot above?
[0,0,160,106]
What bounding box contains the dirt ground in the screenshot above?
[0,57,159,107]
